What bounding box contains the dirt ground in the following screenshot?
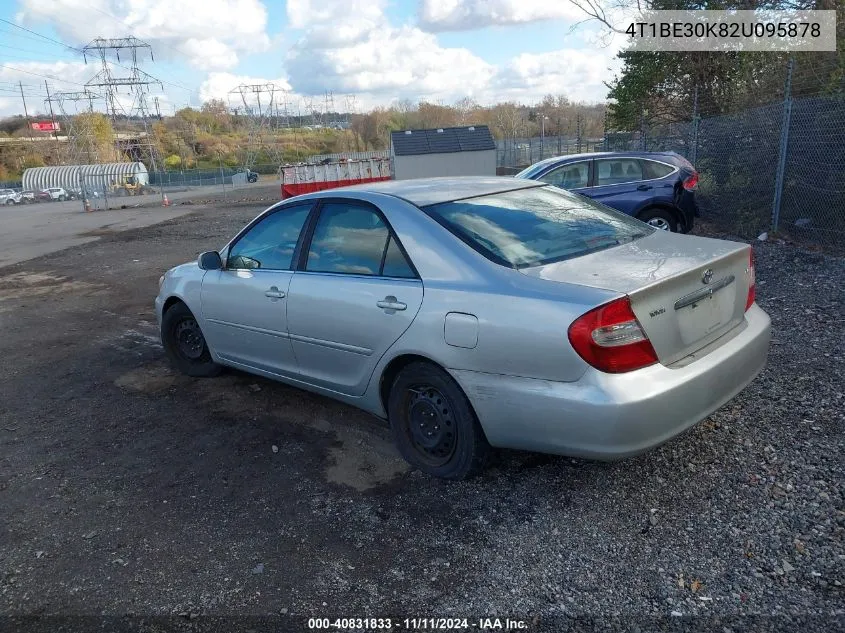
[0,200,842,633]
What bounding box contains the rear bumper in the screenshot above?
[450,304,771,459]
[677,190,698,230]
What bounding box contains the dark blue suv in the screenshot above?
[515,151,699,233]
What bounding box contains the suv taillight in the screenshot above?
[745,249,756,311]
[568,297,658,374]
[682,171,699,191]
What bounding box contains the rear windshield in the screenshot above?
[423,186,652,269]
[514,164,545,179]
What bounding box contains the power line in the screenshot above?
[0,63,87,86]
[0,18,82,53]
[0,20,193,98]
[0,42,80,59]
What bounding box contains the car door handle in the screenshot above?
[264,286,286,299]
[637,184,653,191]
[377,296,407,311]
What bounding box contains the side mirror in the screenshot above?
[198,251,223,270]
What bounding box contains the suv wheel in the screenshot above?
[638,207,678,232]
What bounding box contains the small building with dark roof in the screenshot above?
[390,125,496,180]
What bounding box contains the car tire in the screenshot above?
[161,302,223,378]
[638,207,678,232]
[58,195,66,201]
[388,361,490,480]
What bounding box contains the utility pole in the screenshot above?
[20,82,34,142]
[44,81,61,161]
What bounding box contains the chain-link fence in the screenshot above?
[497,96,844,246]
[496,136,604,173]
[72,166,280,211]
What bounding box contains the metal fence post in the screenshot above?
[640,113,647,151]
[690,85,699,164]
[771,57,794,233]
[102,167,109,211]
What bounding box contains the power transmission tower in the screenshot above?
[81,36,164,172]
[228,83,287,170]
[323,91,334,128]
[301,96,315,127]
[46,89,104,165]
[344,94,358,127]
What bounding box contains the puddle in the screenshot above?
[115,354,408,490]
[114,362,179,393]
[324,426,408,491]
[0,271,101,301]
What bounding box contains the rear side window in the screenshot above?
[596,159,642,185]
[423,186,652,269]
[539,162,589,188]
[641,160,676,180]
[306,202,416,277]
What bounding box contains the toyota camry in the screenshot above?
[155,177,771,479]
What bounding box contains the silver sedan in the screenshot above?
[155,177,771,479]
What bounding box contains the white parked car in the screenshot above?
[39,187,69,202]
[0,188,17,205]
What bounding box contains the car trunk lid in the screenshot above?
[520,231,752,366]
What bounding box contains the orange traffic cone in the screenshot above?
[162,193,171,207]
[85,199,92,213]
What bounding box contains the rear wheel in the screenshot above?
[638,207,678,232]
[58,195,66,202]
[161,302,222,377]
[388,361,489,479]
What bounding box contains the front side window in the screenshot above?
[306,202,415,277]
[539,162,589,189]
[596,159,643,185]
[424,186,652,269]
[227,204,311,270]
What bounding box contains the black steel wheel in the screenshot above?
[388,361,489,479]
[161,301,222,377]
[405,385,457,468]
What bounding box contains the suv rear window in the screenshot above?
[423,186,652,269]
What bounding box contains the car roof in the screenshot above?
[526,150,681,170]
[323,176,544,207]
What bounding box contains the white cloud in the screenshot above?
[288,27,493,101]
[417,0,584,31]
[287,0,386,30]
[284,0,493,104]
[485,47,621,104]
[16,0,271,71]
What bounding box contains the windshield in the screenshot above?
[423,186,653,269]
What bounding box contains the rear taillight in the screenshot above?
[568,297,658,374]
[745,249,756,311]
[682,171,699,191]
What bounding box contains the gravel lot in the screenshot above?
[0,201,842,633]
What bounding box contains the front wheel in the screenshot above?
[161,302,222,377]
[388,362,489,479]
[638,207,678,232]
